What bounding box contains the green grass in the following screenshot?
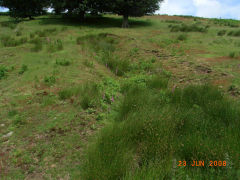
[82,83,240,180]
[0,14,240,179]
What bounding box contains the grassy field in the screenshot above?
[0,14,240,179]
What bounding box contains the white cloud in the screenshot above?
[158,0,240,20]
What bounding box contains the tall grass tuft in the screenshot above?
[82,82,240,179]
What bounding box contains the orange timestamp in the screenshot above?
[178,160,227,167]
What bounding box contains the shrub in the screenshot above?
[18,64,28,75]
[217,30,227,36]
[56,59,70,66]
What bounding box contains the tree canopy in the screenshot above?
[0,0,48,19]
[96,0,163,27]
[0,0,164,27]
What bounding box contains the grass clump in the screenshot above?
[228,30,240,37]
[100,53,131,76]
[1,35,27,47]
[47,39,63,53]
[18,64,28,75]
[77,33,118,53]
[177,34,188,41]
[30,38,43,52]
[44,75,56,86]
[83,59,94,68]
[82,83,240,179]
[56,58,71,66]
[79,83,101,110]
[0,21,17,29]
[217,30,227,36]
[0,66,8,80]
[169,24,208,33]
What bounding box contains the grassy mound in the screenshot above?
[82,80,240,179]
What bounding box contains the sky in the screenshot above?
[1,1,240,20]
[157,0,240,20]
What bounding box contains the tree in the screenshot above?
[95,0,164,28]
[0,0,48,19]
[50,0,89,20]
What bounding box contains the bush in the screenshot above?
[56,59,70,66]
[217,30,227,36]
[19,64,28,75]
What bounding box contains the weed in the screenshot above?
[19,64,28,75]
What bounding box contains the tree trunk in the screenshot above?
[122,15,129,28]
[79,11,85,21]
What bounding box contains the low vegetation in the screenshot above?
[0,14,239,179]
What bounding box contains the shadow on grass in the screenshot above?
[37,15,153,28]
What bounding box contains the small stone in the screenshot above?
[0,124,5,127]
[2,131,13,138]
